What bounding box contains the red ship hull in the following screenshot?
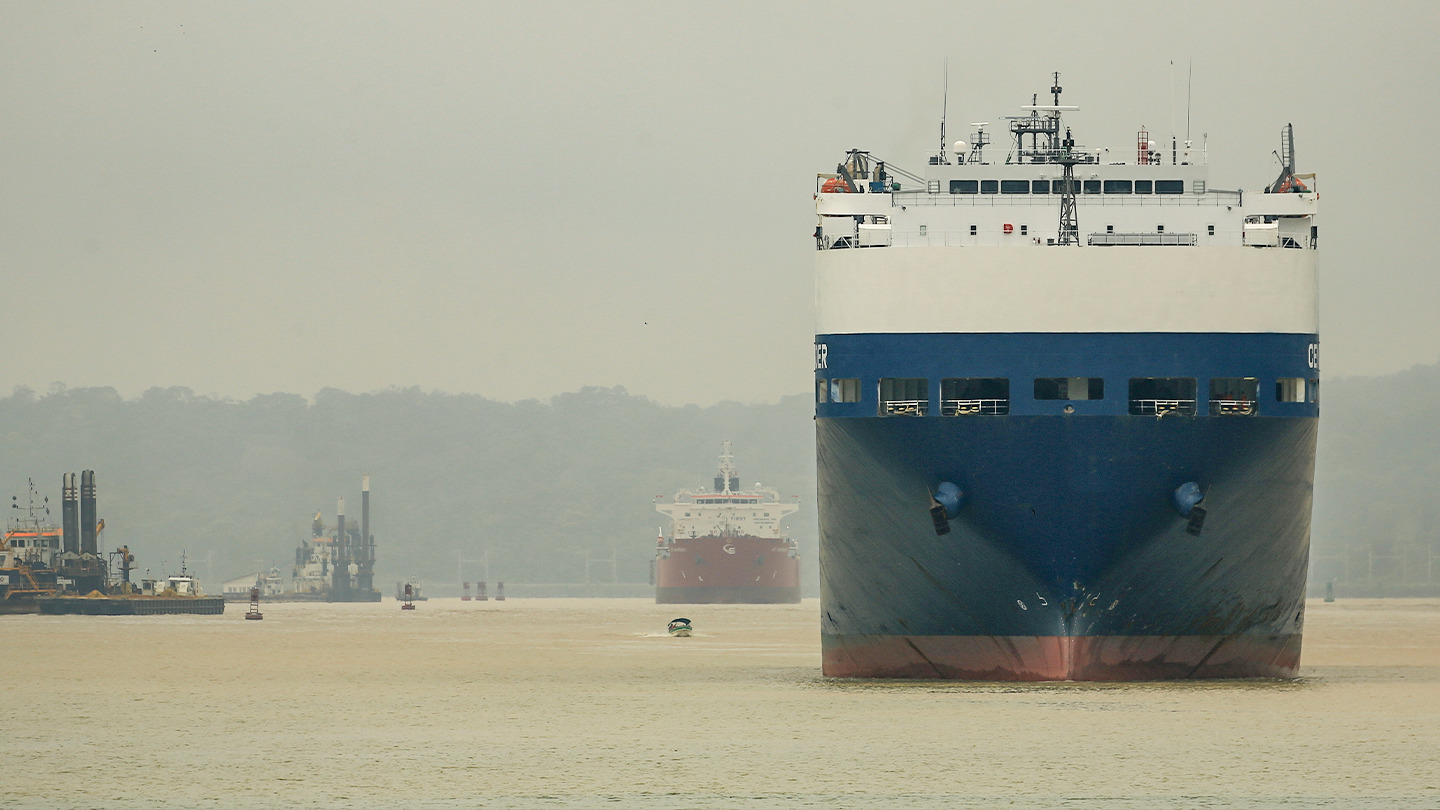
[655,535,800,604]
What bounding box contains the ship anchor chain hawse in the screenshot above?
[812,72,1319,680]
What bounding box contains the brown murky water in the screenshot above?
[3,598,1438,808]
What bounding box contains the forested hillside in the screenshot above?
[3,362,1437,596]
[0,386,817,592]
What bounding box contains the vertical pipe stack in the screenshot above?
[61,472,79,555]
[361,476,369,563]
[358,475,374,592]
[79,470,97,556]
[333,497,347,596]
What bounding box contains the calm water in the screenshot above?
[3,598,1438,809]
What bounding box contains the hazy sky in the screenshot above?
[3,1,1437,406]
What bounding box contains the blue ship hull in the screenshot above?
[814,332,1318,679]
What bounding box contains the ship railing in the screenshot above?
[941,398,1009,416]
[891,191,1241,208]
[880,399,929,417]
[1129,398,1196,416]
[1089,232,1197,246]
[1209,399,1257,416]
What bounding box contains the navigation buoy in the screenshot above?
[244,587,263,620]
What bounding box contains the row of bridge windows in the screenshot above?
[816,376,1318,416]
[950,179,1186,195]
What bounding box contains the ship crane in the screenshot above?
[1269,123,1312,193]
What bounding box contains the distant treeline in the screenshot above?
[2,364,1437,596]
[0,385,817,593]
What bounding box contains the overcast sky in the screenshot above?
[2,1,1436,406]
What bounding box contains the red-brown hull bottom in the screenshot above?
[656,585,801,604]
[655,535,800,604]
[823,633,1302,681]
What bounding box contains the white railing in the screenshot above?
[1130,399,1196,416]
[1209,399,1257,416]
[880,399,928,417]
[892,191,1240,208]
[941,398,1009,416]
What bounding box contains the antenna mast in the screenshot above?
[938,62,950,165]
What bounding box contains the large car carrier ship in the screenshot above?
[813,73,1319,680]
[653,443,801,604]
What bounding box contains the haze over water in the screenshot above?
[3,598,1438,809]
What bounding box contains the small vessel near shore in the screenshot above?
[653,443,801,604]
[3,472,223,615]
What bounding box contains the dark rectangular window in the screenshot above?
[1032,180,1050,194]
[879,378,928,416]
[1001,180,1030,194]
[1276,378,1305,403]
[1083,179,1102,194]
[980,180,999,194]
[1034,377,1105,401]
[1134,180,1153,194]
[1051,179,1078,194]
[1209,377,1257,416]
[816,379,828,404]
[830,378,861,403]
[1208,224,1215,236]
[969,224,977,235]
[941,378,1009,415]
[1020,225,1028,235]
[1155,180,1184,194]
[950,179,979,194]
[1129,378,1196,415]
[1103,179,1133,194]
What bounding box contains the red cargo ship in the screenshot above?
[653,442,801,604]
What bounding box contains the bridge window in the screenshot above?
[1210,377,1258,416]
[1103,180,1133,194]
[830,378,861,403]
[1156,180,1184,194]
[1001,180,1030,194]
[1129,378,1196,416]
[879,378,928,416]
[1135,180,1153,194]
[1276,377,1305,403]
[950,179,979,194]
[1035,377,1105,401]
[816,379,828,403]
[1052,179,1079,194]
[1032,180,1050,194]
[1083,180,1102,194]
[941,378,1009,415]
[981,180,999,194]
